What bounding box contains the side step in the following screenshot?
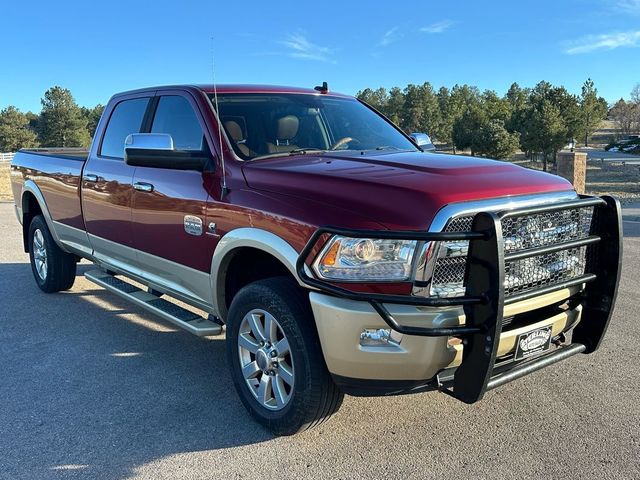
[84,269,222,337]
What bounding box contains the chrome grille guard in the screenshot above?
[296,195,622,403]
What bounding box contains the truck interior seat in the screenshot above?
[267,115,300,153]
[224,120,254,157]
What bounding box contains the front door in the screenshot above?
[130,92,216,305]
[82,94,151,270]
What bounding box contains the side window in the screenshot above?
[151,96,205,150]
[100,98,149,158]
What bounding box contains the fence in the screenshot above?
[0,152,15,163]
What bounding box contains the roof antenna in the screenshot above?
[211,37,229,197]
[314,81,329,93]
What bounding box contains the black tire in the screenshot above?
[226,277,343,435]
[28,215,77,293]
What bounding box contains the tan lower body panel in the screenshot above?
[309,286,582,381]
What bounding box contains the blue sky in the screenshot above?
[1,0,639,112]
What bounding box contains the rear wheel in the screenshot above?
[226,277,343,435]
[28,215,77,293]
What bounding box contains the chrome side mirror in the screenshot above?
[410,132,436,151]
[124,133,210,171]
[125,133,175,150]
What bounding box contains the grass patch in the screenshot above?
[0,163,12,201]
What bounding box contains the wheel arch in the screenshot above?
[20,180,66,253]
[210,228,311,320]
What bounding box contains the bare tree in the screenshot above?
[610,99,636,137]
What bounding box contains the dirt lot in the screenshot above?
[0,162,11,201]
[517,159,640,202]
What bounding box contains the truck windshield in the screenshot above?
[209,93,418,160]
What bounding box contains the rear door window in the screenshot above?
[151,96,205,151]
[100,98,149,158]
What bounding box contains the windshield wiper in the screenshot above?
[250,148,326,162]
[374,145,404,151]
[288,148,326,155]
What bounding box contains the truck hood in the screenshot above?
[241,151,574,230]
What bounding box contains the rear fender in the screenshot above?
[20,180,69,253]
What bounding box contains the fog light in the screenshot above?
[359,328,401,347]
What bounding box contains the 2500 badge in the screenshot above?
[514,326,552,360]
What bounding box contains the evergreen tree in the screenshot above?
[38,86,91,147]
[578,78,608,146]
[521,101,567,171]
[474,120,520,160]
[384,87,405,128]
[0,106,39,152]
[81,104,105,139]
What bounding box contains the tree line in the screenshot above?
[357,78,622,170]
[0,86,103,152]
[2,80,637,168]
[609,84,640,137]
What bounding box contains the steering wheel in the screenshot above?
[330,136,357,150]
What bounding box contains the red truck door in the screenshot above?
[130,92,216,305]
[82,94,151,268]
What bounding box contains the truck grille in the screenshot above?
[429,205,595,298]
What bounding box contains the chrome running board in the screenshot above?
[85,269,222,336]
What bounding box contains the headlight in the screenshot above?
[314,236,417,281]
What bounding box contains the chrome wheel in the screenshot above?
[33,229,48,280]
[237,308,294,411]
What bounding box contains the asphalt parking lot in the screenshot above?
[0,202,639,480]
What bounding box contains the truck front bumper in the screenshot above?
[299,195,622,403]
[310,287,583,395]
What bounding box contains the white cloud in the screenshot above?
[378,27,402,46]
[279,33,333,62]
[420,20,454,34]
[564,30,640,54]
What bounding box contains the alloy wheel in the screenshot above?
[237,308,294,410]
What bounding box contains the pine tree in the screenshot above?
[38,86,91,147]
[0,106,39,152]
[578,78,608,147]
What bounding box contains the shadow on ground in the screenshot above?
[0,263,273,479]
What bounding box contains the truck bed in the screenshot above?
[18,148,89,161]
[11,148,88,230]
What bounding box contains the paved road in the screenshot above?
[578,148,640,164]
[0,202,639,480]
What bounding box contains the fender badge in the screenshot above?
[184,215,203,236]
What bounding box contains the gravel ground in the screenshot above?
[0,202,638,480]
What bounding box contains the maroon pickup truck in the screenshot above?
[10,84,622,435]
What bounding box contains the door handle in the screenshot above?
[83,174,99,182]
[134,182,154,193]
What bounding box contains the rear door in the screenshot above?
[82,94,151,269]
[130,91,216,305]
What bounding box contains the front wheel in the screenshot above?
[28,215,77,293]
[226,277,343,435]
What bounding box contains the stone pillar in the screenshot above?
[556,151,587,194]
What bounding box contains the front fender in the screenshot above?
[210,227,312,319]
